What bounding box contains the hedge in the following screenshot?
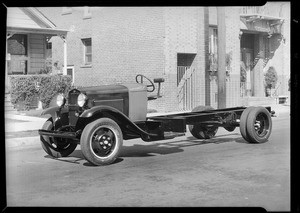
[9,75,73,110]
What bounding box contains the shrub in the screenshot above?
[37,58,52,74]
[265,67,278,89]
[9,75,72,110]
[264,67,278,97]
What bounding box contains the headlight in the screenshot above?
[77,93,87,107]
[56,94,66,107]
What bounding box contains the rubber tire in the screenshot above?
[246,106,272,143]
[239,106,257,142]
[188,106,218,139]
[40,118,77,158]
[80,118,123,166]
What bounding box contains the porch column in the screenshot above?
[5,35,9,93]
[63,36,67,75]
[60,34,67,75]
[6,33,14,93]
[253,34,265,97]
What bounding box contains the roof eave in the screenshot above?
[7,26,69,35]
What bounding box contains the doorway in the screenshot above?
[240,33,255,97]
[177,53,197,110]
[241,48,254,96]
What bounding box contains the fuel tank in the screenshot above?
[79,83,147,122]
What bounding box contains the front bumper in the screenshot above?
[38,129,80,140]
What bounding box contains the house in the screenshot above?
[38,3,290,112]
[5,7,69,94]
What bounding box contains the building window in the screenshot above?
[7,34,28,55]
[45,36,52,59]
[62,7,72,15]
[208,27,218,71]
[82,38,92,65]
[83,6,92,19]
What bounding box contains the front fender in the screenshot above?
[79,105,157,141]
[80,105,123,118]
[41,106,68,122]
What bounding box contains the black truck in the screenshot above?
[39,74,273,166]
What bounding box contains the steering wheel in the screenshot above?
[135,74,155,92]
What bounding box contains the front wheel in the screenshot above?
[80,118,123,166]
[40,118,77,158]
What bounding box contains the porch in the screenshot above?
[5,7,68,93]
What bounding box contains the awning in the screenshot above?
[6,26,68,36]
[240,14,284,34]
[240,14,284,23]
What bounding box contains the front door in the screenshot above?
[241,48,254,96]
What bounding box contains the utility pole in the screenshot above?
[217,7,226,109]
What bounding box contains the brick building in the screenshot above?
[38,3,290,112]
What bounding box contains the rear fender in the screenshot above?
[78,105,157,141]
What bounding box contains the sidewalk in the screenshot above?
[5,113,48,133]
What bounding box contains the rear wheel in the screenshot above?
[245,107,272,143]
[188,106,218,139]
[239,106,257,142]
[80,118,123,166]
[40,118,77,158]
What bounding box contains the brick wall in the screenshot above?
[163,7,206,112]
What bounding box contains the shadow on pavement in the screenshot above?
[43,133,249,166]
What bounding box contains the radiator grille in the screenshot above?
[68,89,80,105]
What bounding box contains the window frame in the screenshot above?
[208,26,218,71]
[7,34,28,56]
[82,38,92,66]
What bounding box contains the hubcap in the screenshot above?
[254,113,269,137]
[91,127,116,158]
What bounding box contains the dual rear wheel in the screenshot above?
[189,105,272,143]
[240,106,272,143]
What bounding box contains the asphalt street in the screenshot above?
[5,112,290,210]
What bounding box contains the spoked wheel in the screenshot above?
[80,118,123,166]
[40,118,77,158]
[245,107,272,143]
[188,105,218,139]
